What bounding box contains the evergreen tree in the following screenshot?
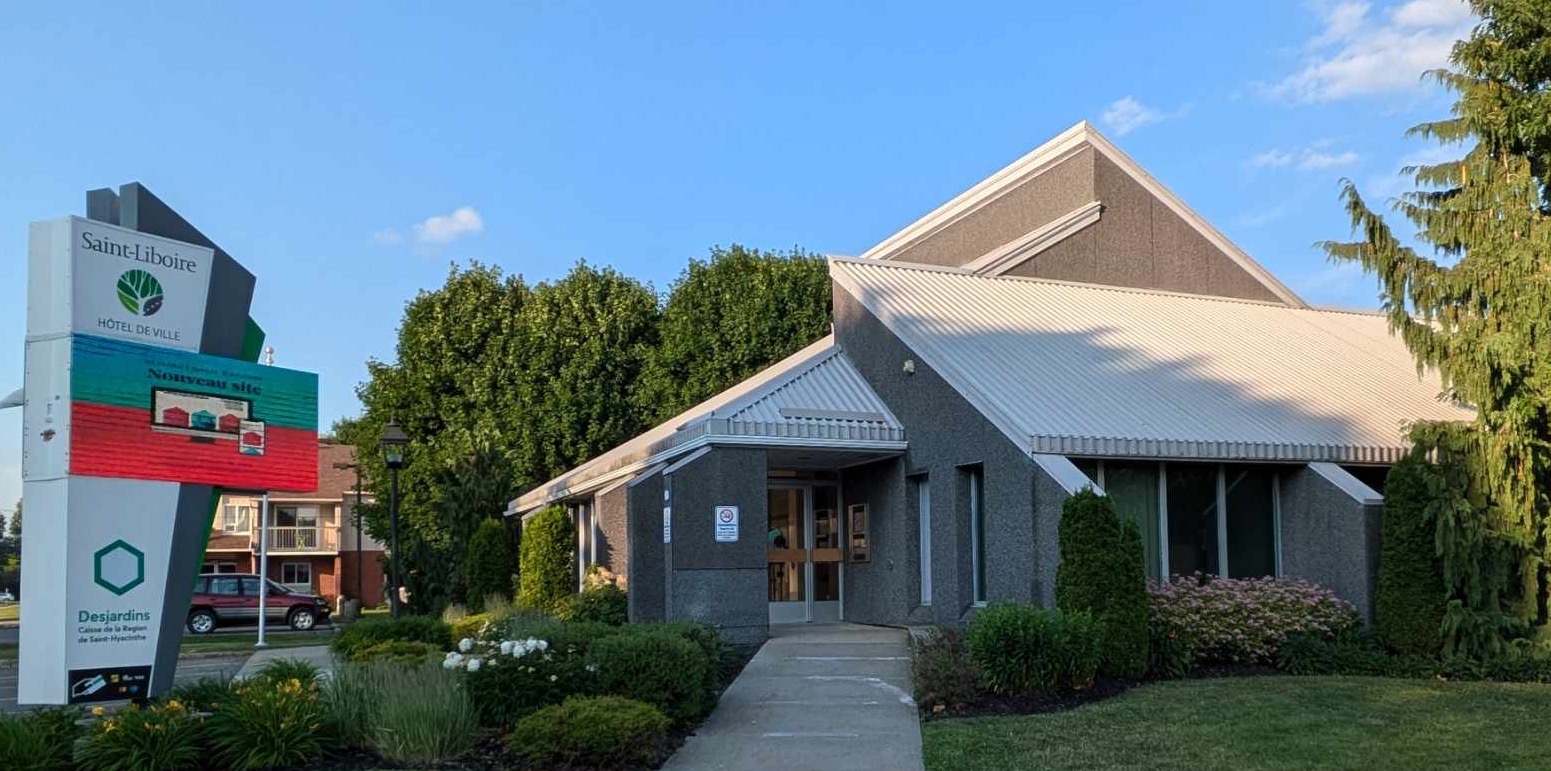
[1375,454,1449,656]
[1055,489,1149,678]
[1321,1,1551,652]
[465,518,518,613]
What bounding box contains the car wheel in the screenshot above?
[289,607,316,631]
[187,609,217,635]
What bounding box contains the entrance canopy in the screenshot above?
[509,335,906,516]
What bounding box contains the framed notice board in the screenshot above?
[848,503,870,563]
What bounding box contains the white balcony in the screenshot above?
[258,526,340,554]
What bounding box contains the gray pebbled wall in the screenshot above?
[664,447,769,645]
[1279,466,1382,620]
[625,471,667,622]
[839,457,926,625]
[835,288,1055,622]
[594,482,629,582]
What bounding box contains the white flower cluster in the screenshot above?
[443,636,550,673]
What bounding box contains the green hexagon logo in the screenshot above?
[93,540,145,596]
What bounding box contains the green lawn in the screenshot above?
[0,604,17,622]
[922,676,1551,771]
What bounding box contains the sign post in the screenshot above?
[19,186,319,704]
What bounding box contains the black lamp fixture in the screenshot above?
[379,420,409,617]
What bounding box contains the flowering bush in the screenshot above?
[460,634,600,726]
[75,700,203,771]
[1147,575,1360,666]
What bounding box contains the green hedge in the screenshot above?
[331,616,453,659]
[557,581,629,626]
[465,519,517,613]
[518,505,575,613]
[588,630,710,726]
[1375,454,1447,657]
[508,696,669,770]
[967,603,1101,696]
[1055,489,1150,678]
[1277,631,1551,683]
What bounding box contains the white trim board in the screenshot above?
[1308,462,1383,505]
[964,201,1102,277]
[857,121,1305,308]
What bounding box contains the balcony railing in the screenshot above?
[259,526,340,553]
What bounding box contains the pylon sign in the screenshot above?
[19,185,319,705]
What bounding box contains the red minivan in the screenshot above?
[187,573,331,633]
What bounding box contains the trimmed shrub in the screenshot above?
[558,581,629,626]
[508,696,670,770]
[1055,489,1150,678]
[0,707,81,771]
[206,674,331,771]
[635,621,729,707]
[465,518,517,613]
[1147,575,1360,666]
[448,612,494,642]
[362,664,481,764]
[911,626,981,713]
[1375,453,1447,657]
[76,701,203,771]
[349,640,442,666]
[517,505,575,613]
[331,615,453,659]
[966,603,1101,696]
[588,628,710,725]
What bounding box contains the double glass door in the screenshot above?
[767,484,841,624]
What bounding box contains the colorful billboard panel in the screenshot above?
[69,334,317,491]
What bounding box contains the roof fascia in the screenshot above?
[963,200,1103,276]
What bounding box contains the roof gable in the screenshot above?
[859,122,1305,307]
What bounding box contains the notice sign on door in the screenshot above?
[714,505,739,542]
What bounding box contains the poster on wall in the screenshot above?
[68,334,318,492]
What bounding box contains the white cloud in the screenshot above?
[1247,141,1360,171]
[373,228,404,246]
[1266,0,1475,103]
[1101,96,1173,136]
[412,206,484,245]
[1249,149,1295,168]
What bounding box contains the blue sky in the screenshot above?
[0,0,1475,510]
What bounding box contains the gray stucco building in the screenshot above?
[508,122,1468,644]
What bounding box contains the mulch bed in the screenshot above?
[923,664,1283,721]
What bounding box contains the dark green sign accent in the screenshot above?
[93,540,146,596]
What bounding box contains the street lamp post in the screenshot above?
[379,420,408,619]
[332,459,365,610]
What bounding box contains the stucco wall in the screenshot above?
[594,482,629,583]
[625,470,666,622]
[1279,466,1382,620]
[664,447,769,644]
[891,147,1095,268]
[838,457,923,625]
[835,288,1044,623]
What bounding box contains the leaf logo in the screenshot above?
[116,270,164,317]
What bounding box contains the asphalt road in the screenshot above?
[0,622,336,646]
[1,653,249,713]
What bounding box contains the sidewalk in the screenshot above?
[664,623,924,771]
[234,645,334,680]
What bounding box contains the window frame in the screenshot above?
[1077,459,1282,580]
[966,466,987,606]
[915,476,932,607]
[281,561,312,588]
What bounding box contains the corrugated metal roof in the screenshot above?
[510,334,905,513]
[831,258,1472,463]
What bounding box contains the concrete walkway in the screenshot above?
[665,623,924,771]
[233,645,334,681]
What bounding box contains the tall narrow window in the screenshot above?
[1104,461,1162,581]
[1166,464,1220,576]
[967,467,986,604]
[1225,468,1278,578]
[916,478,932,606]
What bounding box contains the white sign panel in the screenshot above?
[28,217,214,352]
[663,506,672,543]
[714,505,739,542]
[18,476,179,704]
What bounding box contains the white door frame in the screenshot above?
[767,481,842,624]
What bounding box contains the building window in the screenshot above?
[281,562,312,588]
[572,502,593,590]
[1071,459,1281,580]
[200,562,237,574]
[916,477,932,607]
[966,466,986,605]
[221,504,252,533]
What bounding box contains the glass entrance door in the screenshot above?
[767,484,842,624]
